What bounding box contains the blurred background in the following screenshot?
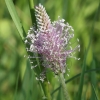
[0,0,100,100]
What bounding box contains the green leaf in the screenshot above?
[5,0,26,40]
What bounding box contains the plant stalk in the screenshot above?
[58,73,70,100]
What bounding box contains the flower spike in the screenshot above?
[25,4,80,82]
[35,3,51,32]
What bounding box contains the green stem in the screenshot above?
[58,73,70,100]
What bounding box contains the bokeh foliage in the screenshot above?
[0,0,100,100]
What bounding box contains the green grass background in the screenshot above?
[0,0,100,100]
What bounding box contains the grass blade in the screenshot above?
[91,84,99,100]
[13,73,19,100]
[90,59,97,100]
[77,51,86,100]
[28,0,36,25]
[5,0,26,40]
[57,87,64,100]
